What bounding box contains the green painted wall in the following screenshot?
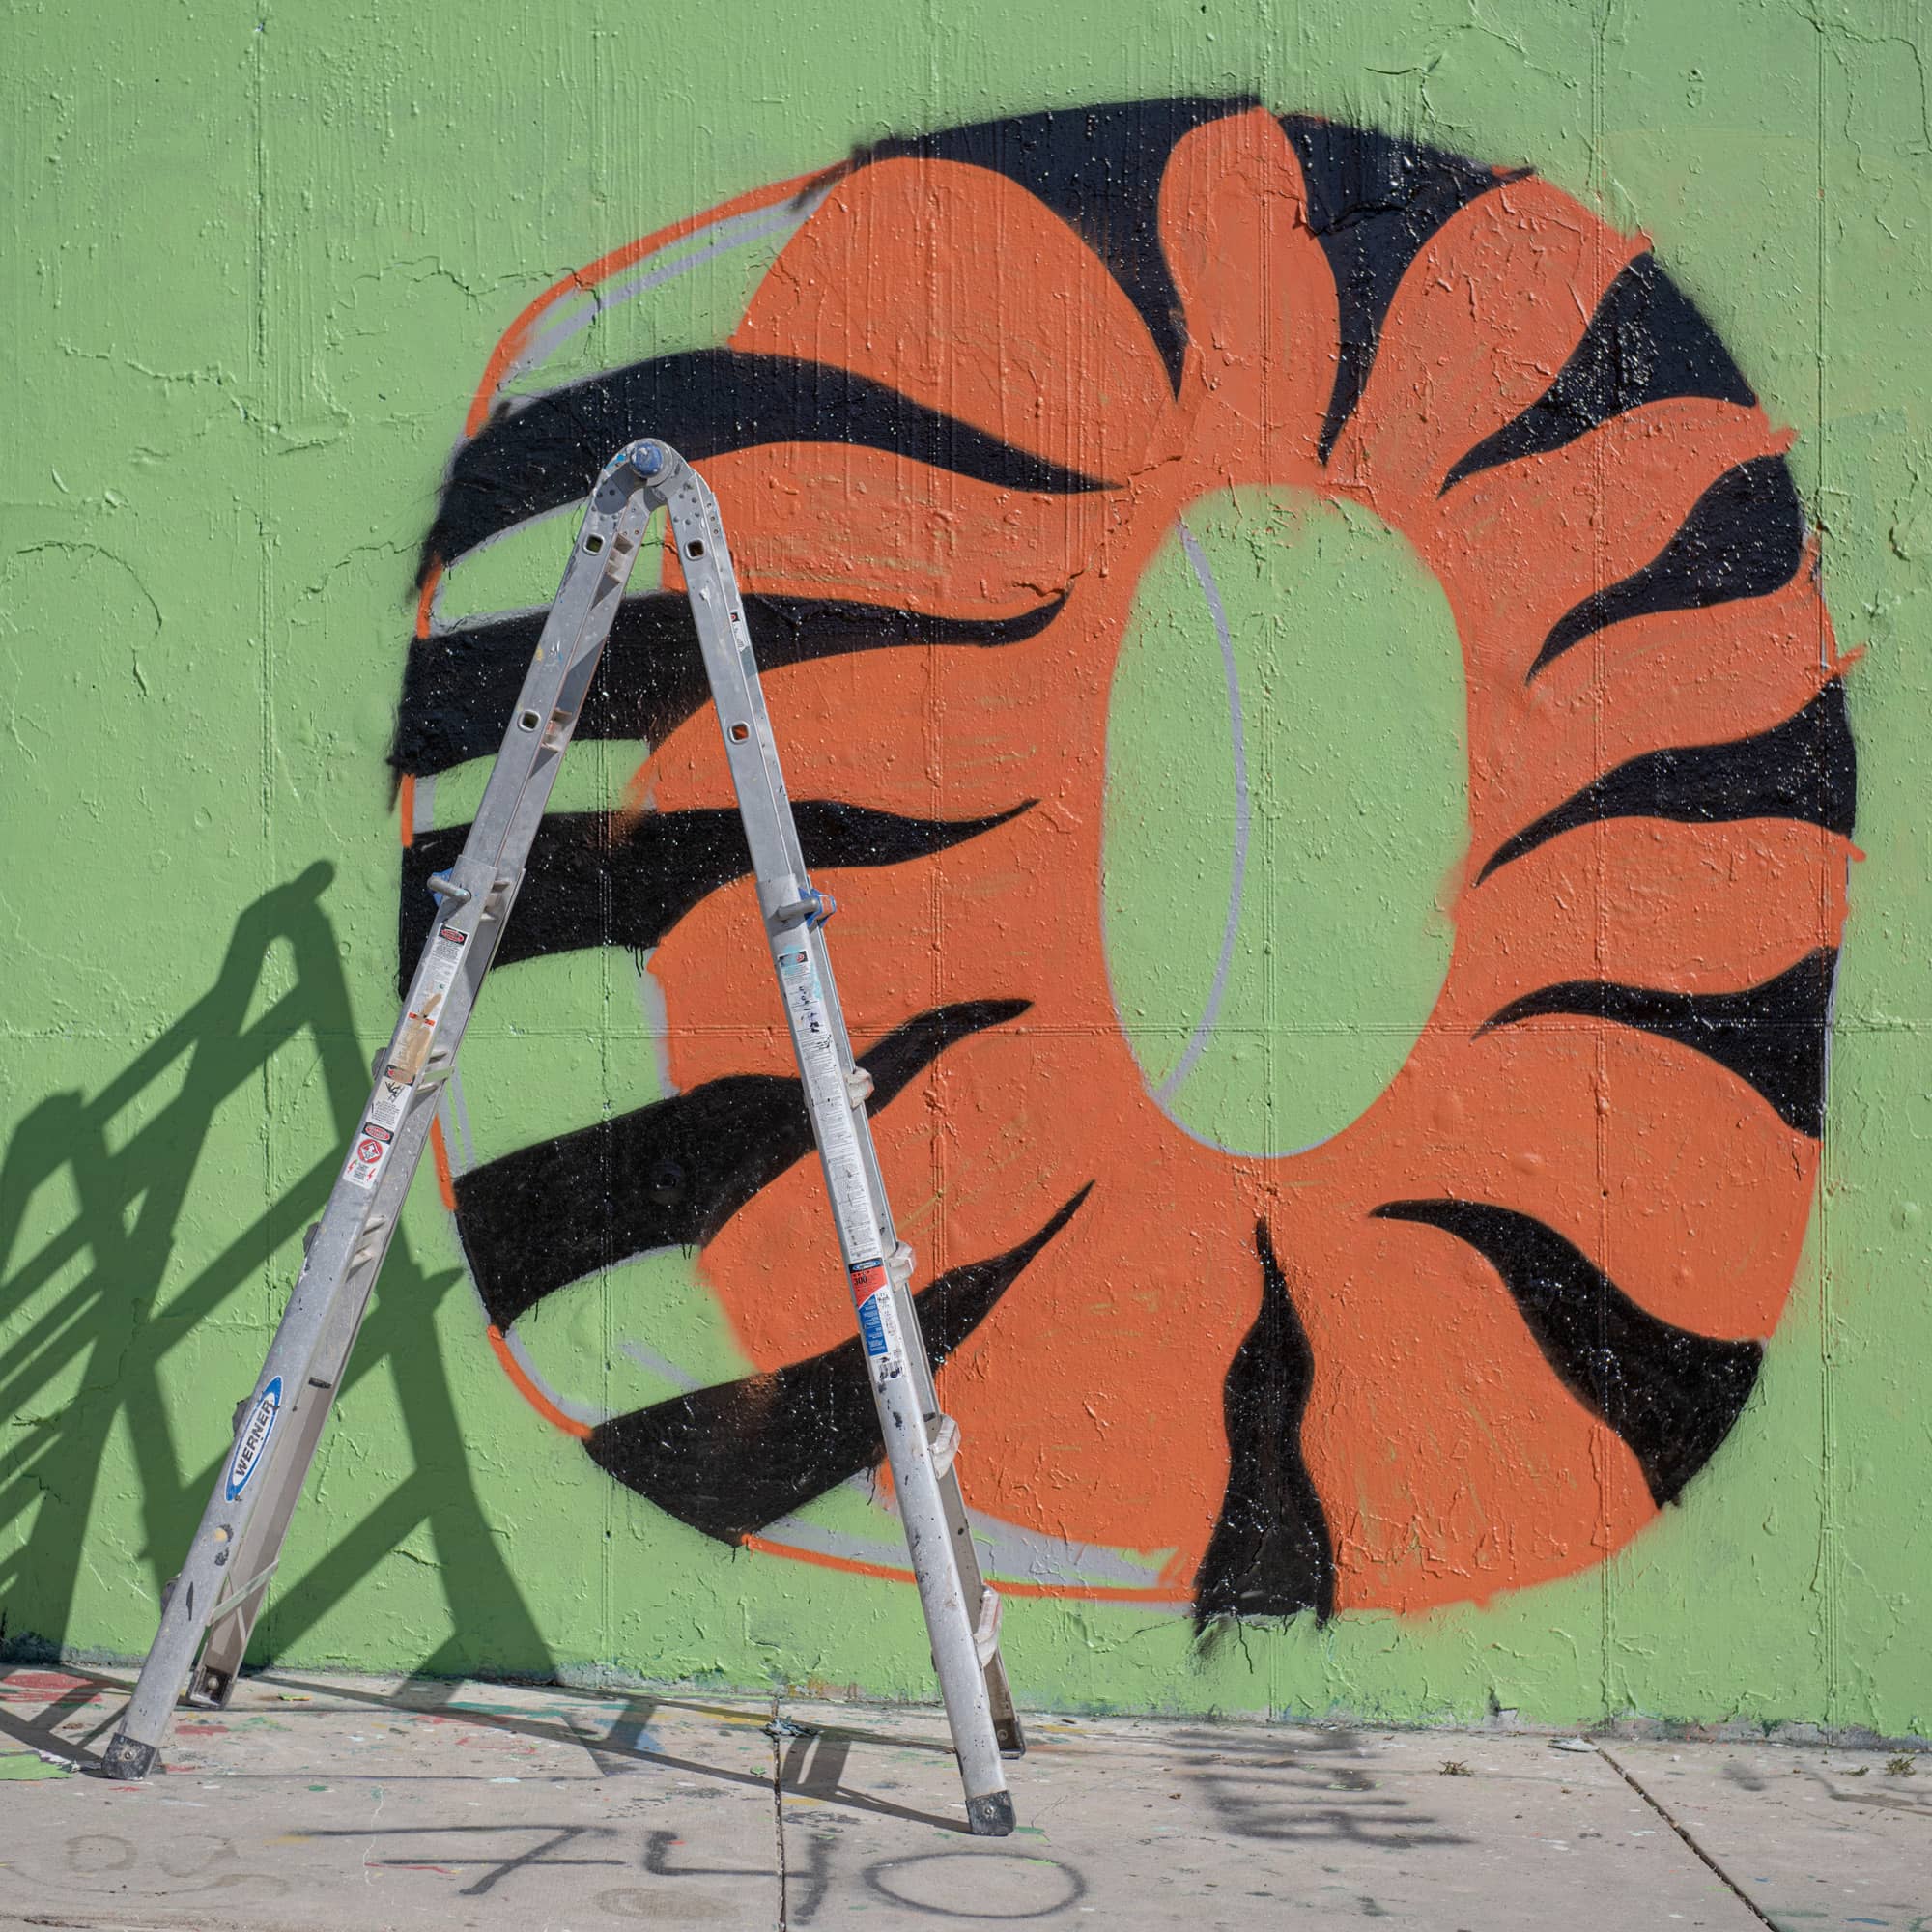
[3,0,1927,1734]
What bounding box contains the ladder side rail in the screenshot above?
[654,468,810,913]
[667,470,1014,1765]
[650,448,1013,1833]
[102,463,657,1779]
[668,475,945,1412]
[438,474,654,897]
[928,1467,1024,1754]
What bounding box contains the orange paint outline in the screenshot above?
[486,1325,593,1441]
[461,169,832,439]
[427,1115,458,1211]
[414,570,440,642]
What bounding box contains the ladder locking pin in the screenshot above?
[928,1413,960,1480]
[844,1065,875,1105]
[973,1587,1005,1667]
[426,872,471,907]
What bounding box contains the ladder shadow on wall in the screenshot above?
[0,862,553,1679]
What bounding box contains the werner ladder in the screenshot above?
[101,440,1025,1834]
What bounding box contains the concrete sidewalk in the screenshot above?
[0,1665,1925,1931]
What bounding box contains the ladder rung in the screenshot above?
[973,1585,1004,1667]
[928,1413,959,1481]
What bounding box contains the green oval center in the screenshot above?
[1102,487,1466,1155]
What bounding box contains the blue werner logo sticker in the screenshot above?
[225,1377,283,1501]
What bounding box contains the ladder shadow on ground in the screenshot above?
[0,863,553,1685]
[249,1670,971,1830]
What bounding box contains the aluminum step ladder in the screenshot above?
[100,440,1025,1834]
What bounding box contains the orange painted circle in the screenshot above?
[412,104,1854,1620]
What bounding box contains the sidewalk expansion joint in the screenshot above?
[1595,1744,1776,1929]
[769,1690,790,1932]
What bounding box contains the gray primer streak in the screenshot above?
[1155,519,1251,1104]
[518,198,822,378]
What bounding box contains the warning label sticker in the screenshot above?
[343,1120,395,1191]
[387,925,469,1088]
[367,1065,413,1133]
[857,1296,889,1357]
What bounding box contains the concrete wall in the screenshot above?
[3,0,1926,1734]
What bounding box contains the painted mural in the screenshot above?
[391,101,1855,1629]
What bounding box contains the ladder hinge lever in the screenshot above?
[773,886,836,930]
[426,872,470,907]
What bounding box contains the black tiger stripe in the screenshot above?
[454,1000,1029,1330]
[1279,115,1512,462]
[391,590,1067,781]
[584,1186,1091,1544]
[1194,1220,1335,1631]
[1476,679,1856,883]
[400,799,1030,988]
[1371,1200,1764,1508]
[867,98,1263,394]
[1478,949,1836,1137]
[1440,253,1756,494]
[417,349,1115,582]
[1529,456,1806,680]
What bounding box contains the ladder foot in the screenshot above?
[187,1665,235,1710]
[100,1734,158,1782]
[965,1790,1016,1837]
